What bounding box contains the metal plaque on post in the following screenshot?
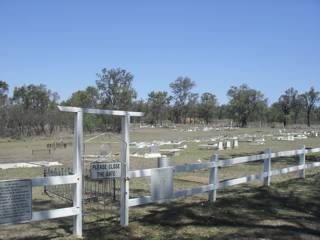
[151,167,173,201]
[0,179,32,224]
[90,161,121,179]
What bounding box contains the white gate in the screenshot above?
[58,106,144,229]
[0,106,143,238]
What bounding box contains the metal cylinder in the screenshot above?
[157,156,170,168]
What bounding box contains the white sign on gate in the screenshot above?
[0,179,32,224]
[90,161,121,179]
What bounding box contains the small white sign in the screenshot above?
[90,161,121,179]
[0,179,32,224]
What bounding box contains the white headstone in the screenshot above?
[150,145,159,153]
[233,139,239,148]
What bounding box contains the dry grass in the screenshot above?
[0,127,320,239]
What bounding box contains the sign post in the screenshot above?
[120,113,130,227]
[73,110,83,237]
[299,145,306,178]
[209,154,219,202]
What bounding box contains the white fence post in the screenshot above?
[263,148,272,187]
[120,113,130,226]
[208,154,219,202]
[299,145,306,179]
[72,110,83,237]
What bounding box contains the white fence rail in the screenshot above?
[128,146,320,211]
[3,106,319,231]
[0,106,144,237]
[31,175,78,187]
[32,207,80,222]
[0,110,83,238]
[30,175,80,222]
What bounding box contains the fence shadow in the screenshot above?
[132,173,320,239]
[2,174,320,240]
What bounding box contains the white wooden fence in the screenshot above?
[2,105,319,234]
[4,107,85,237]
[59,106,144,236]
[126,145,320,222]
[0,106,143,238]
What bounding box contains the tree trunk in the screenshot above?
[241,118,247,128]
[283,117,287,128]
[307,109,311,127]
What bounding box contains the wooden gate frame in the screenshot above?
[1,107,85,238]
[58,106,144,231]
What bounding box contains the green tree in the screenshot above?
[292,95,304,124]
[0,81,9,136]
[315,106,320,123]
[199,92,218,124]
[186,93,199,124]
[227,84,267,127]
[96,68,137,131]
[277,88,300,127]
[217,104,228,120]
[169,76,195,123]
[0,80,9,106]
[13,84,58,113]
[301,87,320,127]
[65,86,99,108]
[132,99,147,113]
[268,102,283,124]
[11,84,60,136]
[96,68,137,110]
[146,91,171,125]
[64,86,100,132]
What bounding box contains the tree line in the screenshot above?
[1,67,319,137]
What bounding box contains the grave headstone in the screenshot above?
[150,145,159,153]
[233,139,239,148]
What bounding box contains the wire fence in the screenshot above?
[44,166,120,225]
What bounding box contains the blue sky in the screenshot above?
[0,0,319,104]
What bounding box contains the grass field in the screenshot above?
[0,127,320,239]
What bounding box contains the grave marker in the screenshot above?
[233,139,239,148]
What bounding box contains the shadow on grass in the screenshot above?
[2,174,320,240]
[129,173,320,240]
